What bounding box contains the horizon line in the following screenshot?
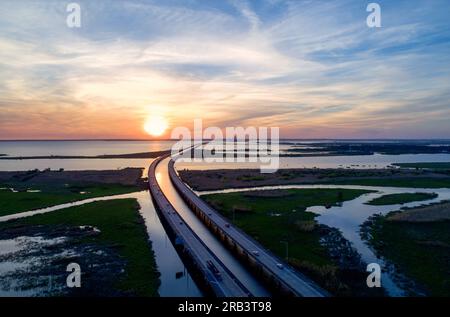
[1,138,450,142]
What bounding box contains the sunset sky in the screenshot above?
[1,0,450,139]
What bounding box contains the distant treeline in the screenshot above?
[287,142,450,156]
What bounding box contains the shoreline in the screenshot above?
[178,167,450,191]
[360,201,450,296]
[201,188,384,296]
[0,198,161,296]
[0,168,146,187]
[0,168,147,217]
[0,150,170,160]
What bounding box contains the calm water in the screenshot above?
[0,140,174,157]
[199,185,450,296]
[0,158,153,174]
[0,191,203,297]
[1,140,450,296]
[177,153,450,170]
[155,157,270,296]
[1,141,450,171]
[0,140,176,172]
[133,191,202,296]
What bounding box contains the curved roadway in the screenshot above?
[153,156,270,297]
[169,159,329,297]
[149,156,253,297]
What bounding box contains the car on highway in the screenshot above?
[206,260,222,280]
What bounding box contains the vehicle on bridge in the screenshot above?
[206,260,222,280]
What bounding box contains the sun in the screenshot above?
[144,115,168,137]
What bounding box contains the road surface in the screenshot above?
[149,155,256,297]
[154,156,271,296]
[169,159,329,297]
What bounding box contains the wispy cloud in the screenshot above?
[0,0,449,139]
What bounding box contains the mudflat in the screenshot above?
[0,168,146,187]
[179,168,450,191]
[388,201,450,222]
[0,150,169,160]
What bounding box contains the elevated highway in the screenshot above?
[168,159,329,297]
[148,155,252,297]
